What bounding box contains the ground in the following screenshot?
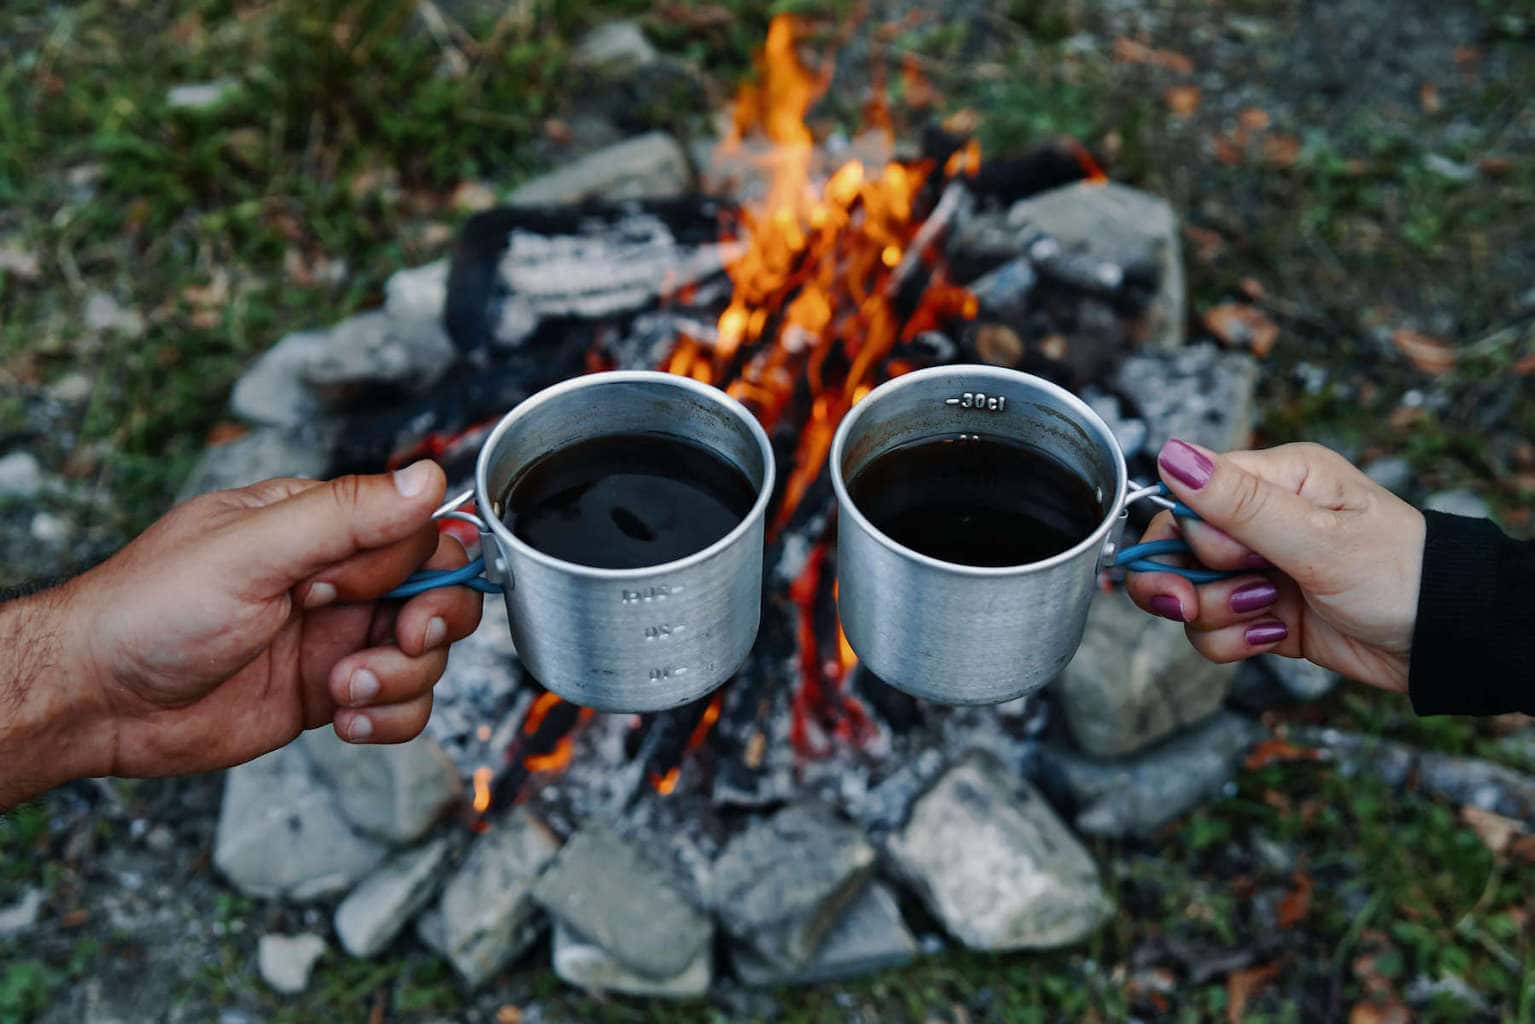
[1,0,1534,1021]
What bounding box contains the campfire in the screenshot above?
[208,10,1261,998]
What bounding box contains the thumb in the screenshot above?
[226,460,447,592]
[1156,439,1326,576]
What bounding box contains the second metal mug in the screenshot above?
[464,371,775,712]
[830,365,1130,705]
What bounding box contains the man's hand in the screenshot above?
[0,461,482,805]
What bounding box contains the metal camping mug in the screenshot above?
[442,371,775,713]
[830,365,1134,706]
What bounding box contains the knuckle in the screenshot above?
[1222,471,1268,527]
[329,474,367,513]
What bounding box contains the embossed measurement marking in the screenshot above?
[621,584,682,604]
[644,624,685,641]
[648,666,688,681]
[945,392,1007,411]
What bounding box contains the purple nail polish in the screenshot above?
[1244,553,1271,569]
[1150,594,1185,622]
[1245,621,1288,646]
[1158,439,1215,490]
[1230,581,1279,614]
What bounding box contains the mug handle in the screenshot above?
[1110,482,1242,584]
[384,487,504,599]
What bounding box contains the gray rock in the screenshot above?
[28,511,71,546]
[176,425,335,500]
[552,921,712,998]
[167,80,239,111]
[385,260,449,323]
[47,372,92,404]
[83,291,144,338]
[1493,729,1535,771]
[1258,654,1338,702]
[1114,343,1258,457]
[437,808,562,987]
[885,754,1111,950]
[214,745,386,902]
[0,887,44,938]
[231,329,329,428]
[533,825,711,979]
[572,21,659,72]
[1227,659,1293,713]
[0,451,43,499]
[297,310,455,408]
[508,132,690,207]
[1418,752,1535,824]
[335,839,451,958]
[1009,181,1184,350]
[1055,589,1235,758]
[257,933,327,995]
[1038,712,1261,838]
[711,803,877,971]
[301,726,462,845]
[1290,727,1417,787]
[1424,489,1491,520]
[732,882,917,987]
[1363,456,1414,496]
[1294,727,1535,822]
[415,908,447,957]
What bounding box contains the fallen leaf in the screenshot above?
[452,180,497,213]
[1418,82,1442,114]
[1513,353,1535,376]
[182,270,229,309]
[1245,738,1323,770]
[1239,277,1266,300]
[1112,37,1195,75]
[59,908,90,929]
[1461,805,1524,854]
[0,242,41,282]
[1277,872,1312,928]
[1227,961,1282,1023]
[1263,133,1302,168]
[1388,406,1425,430]
[496,1006,523,1024]
[206,421,249,446]
[1349,1001,1412,1024]
[1185,225,1228,262]
[1205,303,1281,357]
[1238,107,1271,132]
[1164,84,1202,116]
[1455,45,1481,69]
[1212,132,1244,167]
[1478,156,1513,178]
[1392,328,1457,375]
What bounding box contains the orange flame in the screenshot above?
[659,14,981,532]
[471,766,493,813]
[520,692,593,774]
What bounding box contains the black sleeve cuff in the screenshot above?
[1409,511,1535,716]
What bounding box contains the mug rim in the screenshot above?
[475,370,777,581]
[829,364,1128,578]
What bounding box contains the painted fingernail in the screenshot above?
[1150,594,1185,622]
[303,581,337,609]
[348,668,380,706]
[1158,439,1215,490]
[1245,621,1288,647]
[424,616,447,650]
[344,714,373,742]
[1244,553,1271,569]
[1230,581,1279,614]
[393,459,435,498]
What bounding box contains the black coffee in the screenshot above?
[501,433,757,570]
[847,434,1102,567]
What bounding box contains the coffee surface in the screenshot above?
[847,434,1102,567]
[501,433,757,569]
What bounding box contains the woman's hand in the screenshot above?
[1125,439,1426,693]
